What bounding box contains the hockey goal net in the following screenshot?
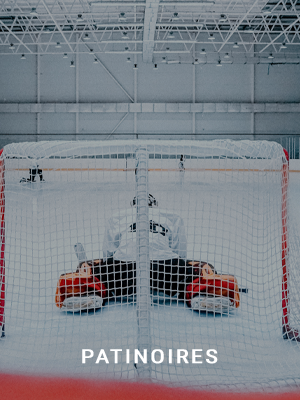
[0,140,299,391]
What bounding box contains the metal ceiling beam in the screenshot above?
[89,1,216,6]
[0,0,300,61]
[143,0,159,63]
[82,42,134,102]
[90,2,146,6]
[259,15,300,53]
[40,0,74,53]
[1,102,300,113]
[0,19,33,52]
[217,0,270,52]
[160,1,215,5]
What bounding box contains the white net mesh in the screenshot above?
[0,140,299,391]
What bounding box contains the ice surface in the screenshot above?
[0,155,300,391]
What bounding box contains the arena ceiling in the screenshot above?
[0,0,300,64]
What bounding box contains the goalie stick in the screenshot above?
[74,243,87,264]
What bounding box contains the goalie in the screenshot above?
[55,194,240,313]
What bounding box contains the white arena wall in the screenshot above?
[0,53,300,149]
[289,160,300,172]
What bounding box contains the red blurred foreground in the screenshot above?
[1,374,300,400]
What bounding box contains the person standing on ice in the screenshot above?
[20,161,44,183]
[178,154,185,185]
[178,154,185,172]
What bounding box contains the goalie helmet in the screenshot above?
[130,194,158,207]
[30,162,39,170]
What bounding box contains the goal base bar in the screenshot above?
[283,325,300,342]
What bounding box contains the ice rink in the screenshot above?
[1,141,300,391]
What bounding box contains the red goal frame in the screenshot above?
[0,146,299,345]
[282,148,300,341]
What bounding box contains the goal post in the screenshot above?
[135,148,151,379]
[281,148,299,341]
[0,139,299,390]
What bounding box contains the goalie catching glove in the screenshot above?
[186,263,240,313]
[55,261,106,312]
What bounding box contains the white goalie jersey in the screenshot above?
[102,207,187,262]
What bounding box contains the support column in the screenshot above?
[76,34,79,140]
[36,47,40,142]
[192,43,196,138]
[134,54,138,138]
[134,7,138,138]
[250,62,255,139]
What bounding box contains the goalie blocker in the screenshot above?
[55,258,240,313]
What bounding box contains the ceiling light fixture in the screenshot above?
[133,64,138,69]
[263,7,272,14]
[77,14,84,22]
[55,42,61,48]
[89,48,94,55]
[93,58,98,64]
[233,42,239,48]
[21,54,26,60]
[280,43,287,49]
[153,64,158,70]
[122,31,128,39]
[216,59,222,67]
[224,53,230,59]
[126,57,131,63]
[83,34,90,41]
[161,57,167,63]
[9,43,15,50]
[125,46,129,52]
[200,49,206,55]
[168,31,175,39]
[208,34,215,40]
[268,53,274,59]
[172,12,179,21]
[30,7,38,17]
[70,61,75,67]
[219,14,226,23]
[119,12,126,21]
[63,53,68,58]
[193,59,199,65]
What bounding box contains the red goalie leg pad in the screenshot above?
[186,275,240,308]
[55,266,106,308]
